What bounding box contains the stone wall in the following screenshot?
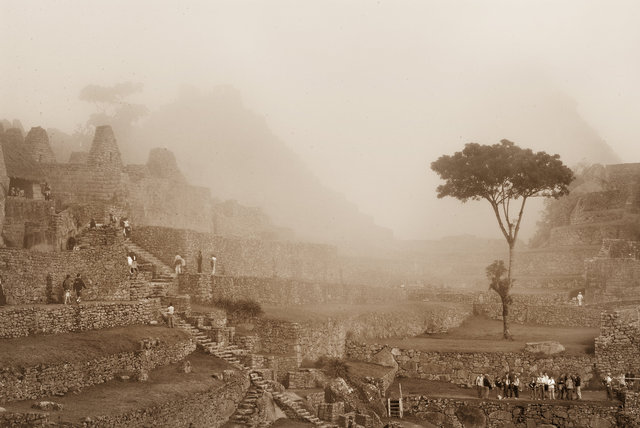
[586,239,640,302]
[0,299,157,339]
[512,245,599,277]
[595,307,640,375]
[0,337,195,403]
[549,223,639,247]
[403,395,621,428]
[179,274,402,306]
[0,243,130,305]
[253,318,346,363]
[136,226,339,282]
[82,374,248,428]
[473,303,602,328]
[346,341,596,387]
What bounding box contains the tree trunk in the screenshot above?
[501,294,512,340]
[503,243,514,340]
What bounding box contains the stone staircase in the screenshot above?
[124,241,176,298]
[271,390,335,428]
[175,317,248,370]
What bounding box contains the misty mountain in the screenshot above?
[129,86,393,249]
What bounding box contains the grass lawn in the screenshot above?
[0,325,189,368]
[364,316,598,355]
[3,351,233,423]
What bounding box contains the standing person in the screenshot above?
[548,376,556,399]
[495,376,504,400]
[73,274,86,304]
[0,275,6,306]
[62,274,73,305]
[528,376,537,400]
[512,374,520,399]
[557,374,566,399]
[482,374,492,399]
[210,254,217,276]
[577,292,584,306]
[566,375,575,400]
[604,373,613,400]
[174,255,185,274]
[475,374,484,398]
[166,302,175,328]
[89,218,97,229]
[575,374,582,400]
[196,250,203,273]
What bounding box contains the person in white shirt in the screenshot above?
[210,254,217,276]
[167,302,175,328]
[577,292,584,306]
[548,376,556,399]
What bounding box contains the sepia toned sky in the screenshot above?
[2,0,640,241]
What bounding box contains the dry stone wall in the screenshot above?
[0,299,157,338]
[179,274,402,306]
[0,243,130,305]
[136,226,339,282]
[346,342,596,387]
[404,395,621,428]
[0,338,195,403]
[586,239,640,302]
[473,303,601,327]
[595,307,640,375]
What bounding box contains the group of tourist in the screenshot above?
[475,372,584,401]
[173,251,218,275]
[475,373,522,399]
[526,373,582,400]
[61,273,87,304]
[9,187,25,197]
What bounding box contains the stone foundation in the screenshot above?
[404,395,622,427]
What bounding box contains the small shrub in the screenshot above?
[315,356,349,378]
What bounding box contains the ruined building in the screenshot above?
[514,163,640,300]
[0,124,288,250]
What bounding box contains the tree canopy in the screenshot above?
[431,139,574,247]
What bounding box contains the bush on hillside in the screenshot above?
[212,298,263,319]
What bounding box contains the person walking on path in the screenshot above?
[196,250,203,273]
[73,274,86,304]
[167,302,175,328]
[62,274,73,305]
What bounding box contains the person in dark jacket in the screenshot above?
[73,274,86,304]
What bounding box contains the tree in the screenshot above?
[431,140,574,339]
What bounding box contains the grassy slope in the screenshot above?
[0,325,189,367]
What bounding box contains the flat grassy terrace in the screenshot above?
[3,351,232,423]
[0,325,189,368]
[363,316,598,355]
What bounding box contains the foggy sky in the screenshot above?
[2,0,640,241]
